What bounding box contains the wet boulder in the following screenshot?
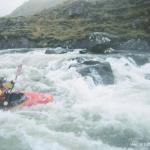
[128,54,149,66]
[79,49,87,54]
[87,32,117,54]
[76,60,114,85]
[82,60,101,65]
[69,32,118,54]
[45,47,72,54]
[89,43,111,54]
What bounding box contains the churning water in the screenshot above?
[0,48,150,150]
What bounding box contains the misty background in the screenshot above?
[0,0,28,16]
[0,0,69,17]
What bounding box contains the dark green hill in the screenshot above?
[0,0,150,51]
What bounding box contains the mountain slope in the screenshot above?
[0,0,150,50]
[11,0,67,16]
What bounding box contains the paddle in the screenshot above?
[10,64,23,92]
[15,64,23,82]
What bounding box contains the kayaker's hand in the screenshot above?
[3,101,8,106]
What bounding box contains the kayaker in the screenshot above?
[3,81,15,92]
[0,80,15,103]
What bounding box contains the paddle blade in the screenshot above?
[17,64,22,76]
[15,64,23,81]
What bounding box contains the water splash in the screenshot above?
[0,49,150,150]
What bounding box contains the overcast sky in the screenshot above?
[0,0,28,16]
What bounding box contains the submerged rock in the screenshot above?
[79,61,114,85]
[145,74,150,80]
[82,60,101,65]
[70,59,114,85]
[128,55,149,66]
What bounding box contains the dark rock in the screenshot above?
[118,39,150,52]
[68,32,118,54]
[89,43,111,54]
[69,38,92,49]
[145,74,150,80]
[82,60,100,65]
[88,32,118,54]
[72,57,87,64]
[0,37,36,50]
[45,49,57,54]
[75,60,114,85]
[128,55,149,66]
[69,57,87,69]
[45,47,73,54]
[79,49,87,54]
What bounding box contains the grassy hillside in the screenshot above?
[0,0,150,49]
[11,0,68,16]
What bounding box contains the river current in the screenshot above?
[0,48,150,150]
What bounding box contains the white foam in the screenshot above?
[0,49,150,150]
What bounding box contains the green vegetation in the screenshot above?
[0,0,150,48]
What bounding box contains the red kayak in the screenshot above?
[21,92,53,108]
[0,92,54,110]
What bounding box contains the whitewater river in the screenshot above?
[0,48,150,150]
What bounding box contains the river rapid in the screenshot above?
[0,48,150,150]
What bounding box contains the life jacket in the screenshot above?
[3,82,14,90]
[0,81,14,101]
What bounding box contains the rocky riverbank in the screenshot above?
[0,0,150,52]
